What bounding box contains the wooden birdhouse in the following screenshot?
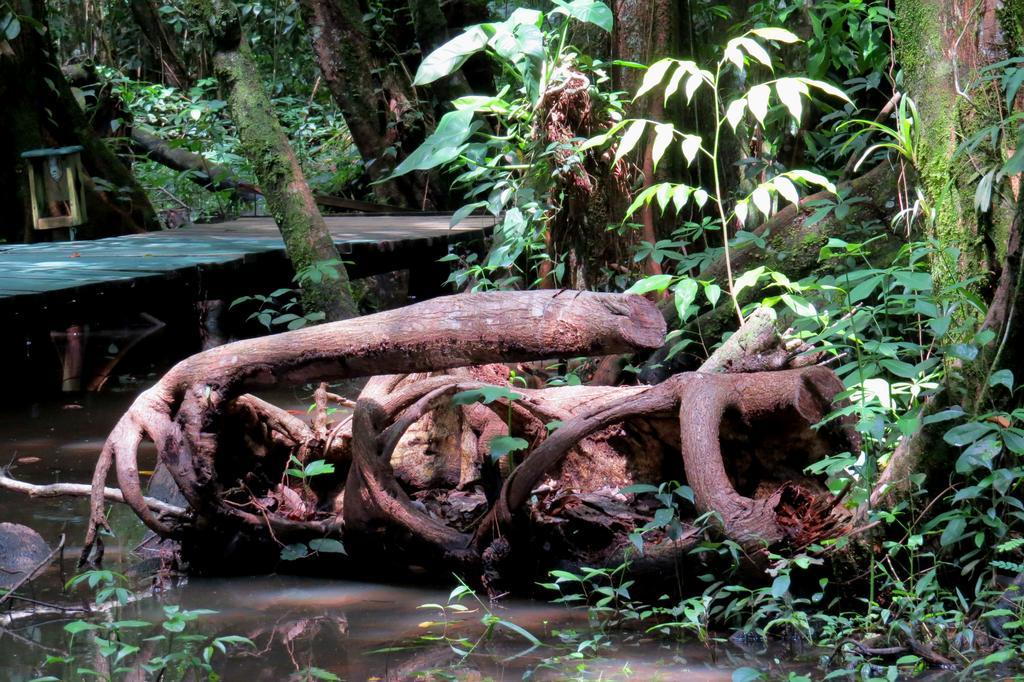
[20,145,88,233]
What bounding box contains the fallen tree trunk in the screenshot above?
[53,289,871,594]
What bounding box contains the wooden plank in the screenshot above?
[0,213,492,306]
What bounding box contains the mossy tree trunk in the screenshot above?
[0,0,158,244]
[202,0,357,321]
[896,0,1023,396]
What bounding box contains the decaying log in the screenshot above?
[28,290,863,592]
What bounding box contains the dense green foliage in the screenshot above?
[11,0,1024,678]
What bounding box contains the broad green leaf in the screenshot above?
[488,435,529,461]
[704,283,722,306]
[450,201,487,227]
[773,175,799,205]
[725,98,746,130]
[989,369,1014,391]
[388,109,476,177]
[734,198,749,225]
[651,123,674,171]
[452,385,524,405]
[771,574,790,598]
[775,77,806,123]
[672,185,692,212]
[747,84,770,124]
[626,274,675,295]
[751,185,772,217]
[943,421,996,447]
[799,78,852,103]
[280,543,310,561]
[787,169,836,193]
[723,43,744,70]
[636,59,673,99]
[414,26,488,85]
[940,516,966,547]
[550,0,613,32]
[614,120,647,164]
[303,460,335,477]
[693,188,709,207]
[750,27,800,43]
[733,266,765,297]
[309,538,347,555]
[663,65,686,103]
[735,37,772,68]
[674,278,699,321]
[684,72,703,101]
[680,135,702,164]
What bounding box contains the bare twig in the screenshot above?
[0,472,187,520]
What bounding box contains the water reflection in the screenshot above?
[0,384,785,681]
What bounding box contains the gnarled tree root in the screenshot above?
[65,290,859,592]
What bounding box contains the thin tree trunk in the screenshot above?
[204,0,357,320]
[299,0,431,207]
[128,0,190,88]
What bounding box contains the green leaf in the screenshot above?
[704,283,722,306]
[725,97,746,130]
[452,385,523,405]
[773,176,799,205]
[955,435,1001,473]
[771,574,790,598]
[65,621,100,635]
[651,123,674,171]
[732,667,765,682]
[308,538,347,555]
[614,120,647,164]
[774,77,806,123]
[940,516,967,547]
[280,543,310,561]
[680,135,701,164]
[303,460,335,477]
[673,278,699,321]
[989,369,1014,391]
[733,266,765,297]
[414,26,488,85]
[488,436,529,461]
[749,27,799,43]
[550,0,613,31]
[626,274,674,295]
[635,59,673,99]
[747,83,770,124]
[388,109,476,178]
[450,201,487,227]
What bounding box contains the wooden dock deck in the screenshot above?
[0,214,494,315]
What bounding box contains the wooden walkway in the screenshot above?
[0,214,493,314]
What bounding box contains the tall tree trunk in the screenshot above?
[129,0,190,88]
[0,0,158,243]
[298,0,433,208]
[896,0,1022,379]
[203,0,357,321]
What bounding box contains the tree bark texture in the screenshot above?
[203,0,357,321]
[298,0,433,208]
[128,0,191,89]
[69,290,867,594]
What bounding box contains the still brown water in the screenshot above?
[0,381,794,681]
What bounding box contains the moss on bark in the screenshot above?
[203,0,356,320]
